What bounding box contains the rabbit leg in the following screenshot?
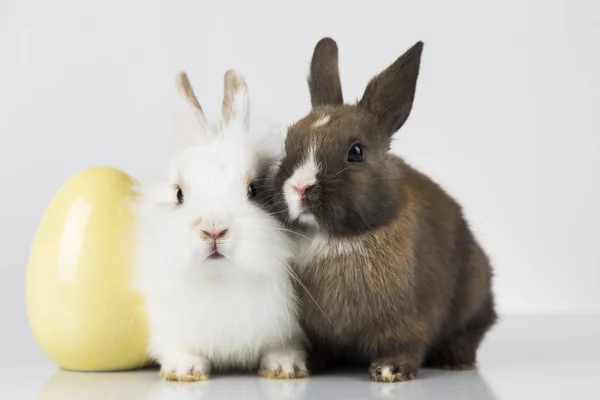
[423,334,480,371]
[305,344,331,374]
[424,298,496,370]
[159,353,210,382]
[259,341,309,379]
[369,339,427,383]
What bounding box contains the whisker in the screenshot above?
[263,227,313,241]
[326,166,350,181]
[286,268,334,327]
[274,282,293,339]
[266,209,289,216]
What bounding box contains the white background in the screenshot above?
[0,0,599,358]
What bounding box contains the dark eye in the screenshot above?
[176,186,184,205]
[347,144,364,162]
[247,183,257,199]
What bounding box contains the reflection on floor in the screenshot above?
[36,368,497,400]
[3,315,600,400]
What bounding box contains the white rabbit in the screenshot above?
[133,70,307,382]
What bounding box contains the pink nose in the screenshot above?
[295,184,313,198]
[201,228,229,240]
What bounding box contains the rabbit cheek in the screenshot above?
[282,149,320,224]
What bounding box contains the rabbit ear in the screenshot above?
[359,41,423,136]
[221,69,250,132]
[174,71,212,148]
[308,37,344,107]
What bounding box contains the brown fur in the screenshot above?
[308,38,344,107]
[273,38,497,382]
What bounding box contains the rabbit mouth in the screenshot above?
[207,251,225,260]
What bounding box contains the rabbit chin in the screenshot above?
[185,249,257,279]
[297,212,319,229]
[191,261,247,281]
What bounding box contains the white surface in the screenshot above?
[3,315,599,399]
[0,0,598,326]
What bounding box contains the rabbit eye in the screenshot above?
[347,144,364,162]
[247,183,257,199]
[176,186,184,205]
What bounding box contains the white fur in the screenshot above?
[312,114,331,128]
[294,230,367,268]
[283,147,319,225]
[133,71,306,379]
[380,366,393,379]
[221,80,250,133]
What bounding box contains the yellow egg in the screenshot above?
[26,166,149,371]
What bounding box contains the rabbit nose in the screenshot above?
[295,184,314,198]
[201,228,229,240]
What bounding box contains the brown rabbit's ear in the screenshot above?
[359,41,423,135]
[308,37,344,107]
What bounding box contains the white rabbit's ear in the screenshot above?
[220,69,250,133]
[173,71,213,149]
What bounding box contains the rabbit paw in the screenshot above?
[159,354,210,382]
[259,350,309,379]
[370,363,416,383]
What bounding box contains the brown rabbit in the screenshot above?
[271,38,497,382]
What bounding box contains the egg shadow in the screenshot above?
[37,368,309,400]
[36,368,157,400]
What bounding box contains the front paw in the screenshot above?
[370,363,417,383]
[259,350,309,379]
[159,354,210,382]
